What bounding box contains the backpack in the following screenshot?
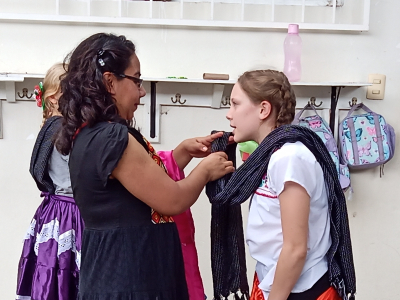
[292,105,351,191]
[338,103,395,172]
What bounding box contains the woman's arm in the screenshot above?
[172,141,193,171]
[112,134,234,215]
[267,181,310,300]
[173,132,234,170]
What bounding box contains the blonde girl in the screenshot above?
[16,63,85,300]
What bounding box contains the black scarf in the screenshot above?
[30,116,62,194]
[206,125,356,300]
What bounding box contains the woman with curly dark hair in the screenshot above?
[55,33,234,300]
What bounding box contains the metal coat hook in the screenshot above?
[308,97,322,107]
[221,96,230,106]
[171,93,186,105]
[17,88,33,99]
[349,97,358,107]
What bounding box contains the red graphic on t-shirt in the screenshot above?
[255,173,277,199]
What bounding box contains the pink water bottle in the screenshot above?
[283,24,302,82]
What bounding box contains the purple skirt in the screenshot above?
[16,192,84,300]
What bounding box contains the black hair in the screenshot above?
[56,33,147,155]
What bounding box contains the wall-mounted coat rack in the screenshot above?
[17,88,33,99]
[221,96,230,106]
[308,97,322,107]
[349,97,358,107]
[171,93,187,105]
[0,74,372,142]
[143,79,371,142]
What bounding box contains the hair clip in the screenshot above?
[98,58,105,67]
[97,49,106,67]
[34,82,45,111]
[97,49,105,57]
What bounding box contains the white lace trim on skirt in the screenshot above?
[29,218,81,269]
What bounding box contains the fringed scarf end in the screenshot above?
[213,290,249,300]
[234,290,250,300]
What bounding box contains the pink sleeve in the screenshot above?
[158,150,205,300]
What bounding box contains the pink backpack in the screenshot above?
[293,105,351,191]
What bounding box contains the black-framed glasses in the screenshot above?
[115,73,143,88]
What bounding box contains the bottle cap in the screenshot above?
[288,24,299,34]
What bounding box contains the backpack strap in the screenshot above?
[374,114,385,162]
[345,102,385,165]
[346,117,360,165]
[345,102,373,117]
[293,104,321,124]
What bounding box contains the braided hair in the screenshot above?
[238,69,296,127]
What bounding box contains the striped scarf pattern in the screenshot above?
[30,116,62,194]
[206,125,356,300]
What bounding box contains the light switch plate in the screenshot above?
[366,74,386,100]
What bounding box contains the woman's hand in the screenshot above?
[198,151,235,181]
[173,132,234,170]
[184,131,225,158]
[112,134,234,215]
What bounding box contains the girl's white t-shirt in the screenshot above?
[246,141,331,299]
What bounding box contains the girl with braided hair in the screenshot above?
[216,69,355,300]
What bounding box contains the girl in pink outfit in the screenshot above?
[158,150,205,300]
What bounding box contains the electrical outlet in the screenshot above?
[366,74,386,100]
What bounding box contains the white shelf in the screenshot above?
[0,76,25,82]
[142,78,237,84]
[0,73,44,82]
[0,11,369,32]
[0,74,372,87]
[290,82,372,87]
[143,78,372,87]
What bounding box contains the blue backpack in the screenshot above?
[338,103,395,173]
[292,105,351,191]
